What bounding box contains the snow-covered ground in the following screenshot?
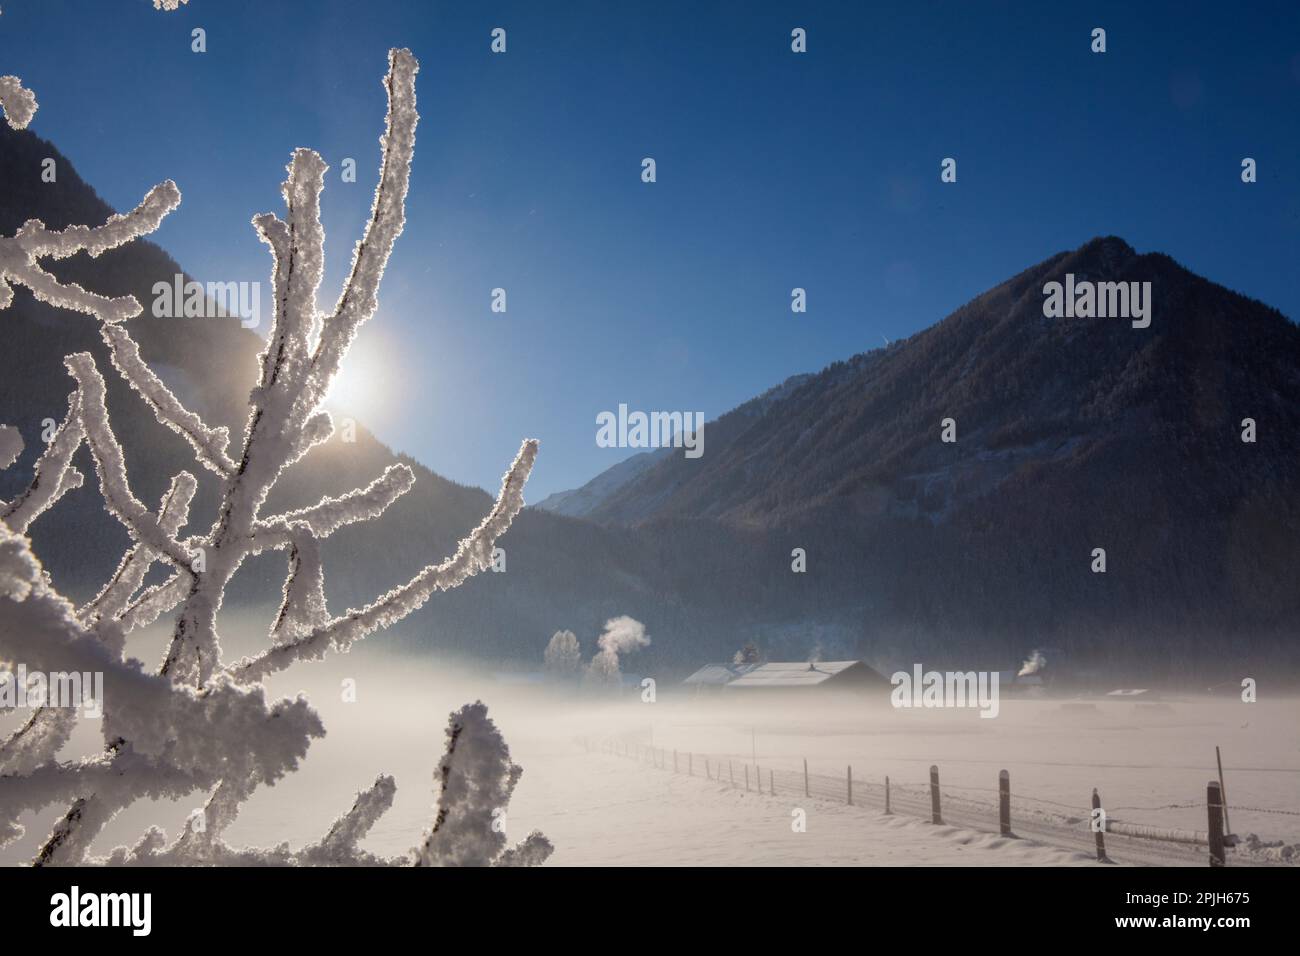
[3,648,1297,866]
[496,748,1098,866]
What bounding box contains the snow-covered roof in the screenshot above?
[683,663,760,686]
[727,661,866,689]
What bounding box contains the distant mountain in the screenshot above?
[579,237,1300,532]
[536,373,812,519]
[536,449,666,518]
[4,120,1297,682]
[544,237,1300,676]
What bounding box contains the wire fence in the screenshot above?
[586,736,1290,867]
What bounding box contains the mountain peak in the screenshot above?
[1077,234,1136,259]
[1055,235,1140,280]
[572,239,1299,528]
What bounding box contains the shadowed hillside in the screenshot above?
[546,238,1300,677]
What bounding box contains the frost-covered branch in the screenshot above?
[0,182,181,322]
[232,439,536,682]
[101,323,235,476]
[269,525,328,644]
[0,394,85,535]
[79,472,197,644]
[116,570,190,635]
[301,48,418,423]
[63,353,194,571]
[0,75,37,130]
[255,462,415,544]
[0,425,22,471]
[104,703,548,867]
[413,702,553,867]
[297,775,397,866]
[0,46,548,868]
[0,525,325,861]
[3,469,194,773]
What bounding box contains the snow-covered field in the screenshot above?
[3,647,1297,866]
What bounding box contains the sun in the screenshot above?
[320,330,396,427]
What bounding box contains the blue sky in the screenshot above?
[5,1,1298,498]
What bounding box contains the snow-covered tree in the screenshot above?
[543,629,581,677]
[0,48,551,866]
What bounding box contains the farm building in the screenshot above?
[682,662,761,693]
[724,660,891,694]
[1105,687,1162,701]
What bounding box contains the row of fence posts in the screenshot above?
[595,739,1228,866]
[1088,781,1227,866]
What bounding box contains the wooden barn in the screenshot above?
[722,660,891,695]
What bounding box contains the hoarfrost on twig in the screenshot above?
[0,46,550,867]
[0,75,37,130]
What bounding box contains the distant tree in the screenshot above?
[733,642,761,665]
[543,629,582,676]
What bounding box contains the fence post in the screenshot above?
[729,761,735,788]
[803,758,810,798]
[770,769,775,796]
[1092,788,1109,863]
[930,765,942,824]
[847,765,853,806]
[1215,746,1232,839]
[1207,781,1227,868]
[744,765,750,791]
[884,775,892,815]
[999,769,1012,836]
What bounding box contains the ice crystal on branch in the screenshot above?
[0,48,549,867]
[414,703,553,867]
[0,76,37,129]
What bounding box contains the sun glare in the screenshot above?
[321,333,394,426]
